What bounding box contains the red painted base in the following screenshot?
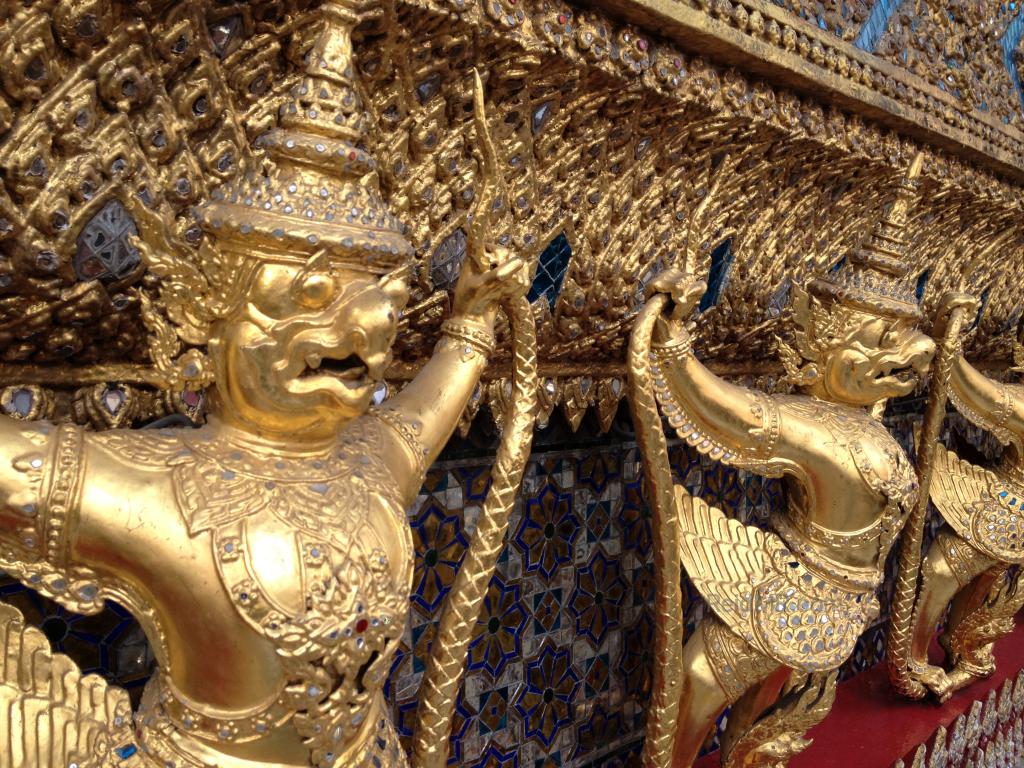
[693,616,1024,768]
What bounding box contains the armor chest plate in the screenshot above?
[90,420,412,766]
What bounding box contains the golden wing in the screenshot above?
[930,444,996,541]
[674,484,770,628]
[0,602,137,768]
[931,444,1024,563]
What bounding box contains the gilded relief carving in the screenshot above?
[2,0,1024,435]
[875,0,1023,127]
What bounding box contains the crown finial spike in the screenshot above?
[279,0,365,144]
[195,0,413,273]
[807,153,926,319]
[881,150,925,236]
[855,151,925,279]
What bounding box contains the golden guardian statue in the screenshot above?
[0,1,535,766]
[629,155,937,768]
[895,303,1024,702]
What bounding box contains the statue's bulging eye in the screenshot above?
[296,272,335,308]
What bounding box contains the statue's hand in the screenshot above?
[645,269,706,339]
[933,291,980,339]
[451,245,529,326]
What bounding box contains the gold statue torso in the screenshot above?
[773,395,918,569]
[1,414,415,767]
[653,367,921,673]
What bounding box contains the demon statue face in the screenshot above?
[208,258,410,439]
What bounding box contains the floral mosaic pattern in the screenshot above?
[469,576,529,678]
[389,440,789,765]
[570,548,628,647]
[515,480,581,580]
[515,642,582,748]
[388,408,978,765]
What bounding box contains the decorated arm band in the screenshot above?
[651,331,692,361]
[440,318,496,359]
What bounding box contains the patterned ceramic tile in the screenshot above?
[515,481,581,581]
[409,501,470,615]
[515,641,582,748]
[469,575,529,678]
[570,547,628,647]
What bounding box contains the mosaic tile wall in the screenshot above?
[0,407,1006,766]
[383,409,1006,767]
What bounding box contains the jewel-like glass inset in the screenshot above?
[74,199,141,282]
[209,15,243,58]
[914,268,931,302]
[528,232,571,308]
[429,228,467,290]
[102,385,126,415]
[698,238,734,311]
[3,387,35,418]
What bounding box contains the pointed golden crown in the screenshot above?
[196,0,413,272]
[807,152,924,320]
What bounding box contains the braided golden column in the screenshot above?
[887,303,970,698]
[629,295,685,768]
[411,294,538,768]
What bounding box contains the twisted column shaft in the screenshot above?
[630,296,685,768]
[412,296,538,768]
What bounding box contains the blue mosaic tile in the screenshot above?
[570,547,628,647]
[515,482,581,581]
[469,575,529,678]
[515,641,581,748]
[410,503,470,614]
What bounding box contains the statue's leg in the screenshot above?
[909,526,995,698]
[672,616,781,767]
[718,665,793,757]
[944,564,1001,641]
[941,562,1004,694]
[720,667,790,757]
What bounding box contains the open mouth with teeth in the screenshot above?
[301,352,371,387]
[870,356,924,392]
[881,365,917,383]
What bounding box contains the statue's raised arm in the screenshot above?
[945,308,1024,450]
[643,269,798,480]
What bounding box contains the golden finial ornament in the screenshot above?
[806,151,924,320]
[199,0,412,271]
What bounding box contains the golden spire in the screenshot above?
[197,0,413,272]
[809,152,924,319]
